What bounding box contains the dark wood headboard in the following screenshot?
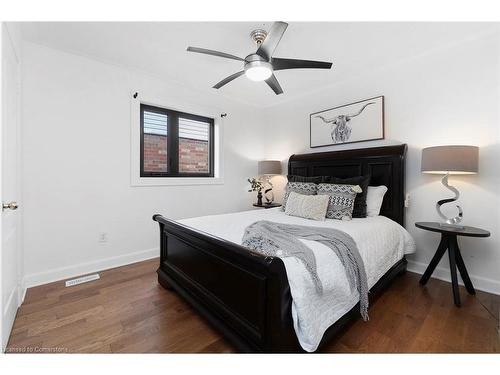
[288,144,407,226]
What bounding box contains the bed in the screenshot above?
[153,144,413,352]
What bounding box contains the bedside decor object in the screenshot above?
[310,96,384,148]
[258,160,282,205]
[421,145,479,228]
[415,222,490,307]
[247,178,264,206]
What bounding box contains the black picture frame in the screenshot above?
[309,95,385,148]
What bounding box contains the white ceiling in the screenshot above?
[18,22,496,107]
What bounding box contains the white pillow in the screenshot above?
[284,191,329,221]
[366,185,388,217]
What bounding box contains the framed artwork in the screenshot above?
[310,95,384,148]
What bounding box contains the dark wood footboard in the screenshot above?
[153,214,300,352]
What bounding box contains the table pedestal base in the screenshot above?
[419,233,475,307]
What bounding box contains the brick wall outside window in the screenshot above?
[143,134,209,173]
[179,138,209,173]
[143,134,168,172]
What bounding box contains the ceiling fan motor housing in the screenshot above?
[244,53,270,64]
[244,54,273,81]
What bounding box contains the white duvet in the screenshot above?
[179,208,416,352]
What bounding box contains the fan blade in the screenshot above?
[213,71,245,89]
[272,58,332,71]
[256,21,288,60]
[187,47,244,62]
[265,74,283,95]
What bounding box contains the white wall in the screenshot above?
[20,25,500,295]
[21,42,265,287]
[263,28,500,294]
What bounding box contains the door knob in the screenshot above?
[2,201,18,211]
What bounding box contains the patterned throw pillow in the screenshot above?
[330,175,371,218]
[282,182,317,211]
[317,183,362,220]
[284,192,330,221]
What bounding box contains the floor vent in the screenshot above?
[65,274,100,287]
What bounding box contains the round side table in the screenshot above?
[415,221,490,307]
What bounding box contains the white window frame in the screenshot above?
[130,93,224,186]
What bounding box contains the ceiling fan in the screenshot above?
[186,21,333,95]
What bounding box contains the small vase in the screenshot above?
[256,191,263,206]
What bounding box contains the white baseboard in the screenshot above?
[19,251,500,298]
[19,287,27,305]
[407,259,500,296]
[22,247,159,290]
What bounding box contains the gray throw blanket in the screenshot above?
[242,220,369,320]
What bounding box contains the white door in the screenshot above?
[0,23,21,352]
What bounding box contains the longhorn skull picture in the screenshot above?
[315,102,375,143]
[310,96,384,147]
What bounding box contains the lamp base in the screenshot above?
[436,173,464,227]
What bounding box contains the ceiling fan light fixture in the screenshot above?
[186,21,333,94]
[244,61,272,81]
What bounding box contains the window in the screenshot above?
[140,104,214,177]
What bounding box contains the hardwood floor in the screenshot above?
[6,258,500,353]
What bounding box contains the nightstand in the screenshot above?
[253,203,282,209]
[415,221,490,307]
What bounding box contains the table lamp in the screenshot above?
[258,160,282,204]
[421,145,478,229]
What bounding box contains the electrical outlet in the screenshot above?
[404,194,410,208]
[98,232,108,243]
